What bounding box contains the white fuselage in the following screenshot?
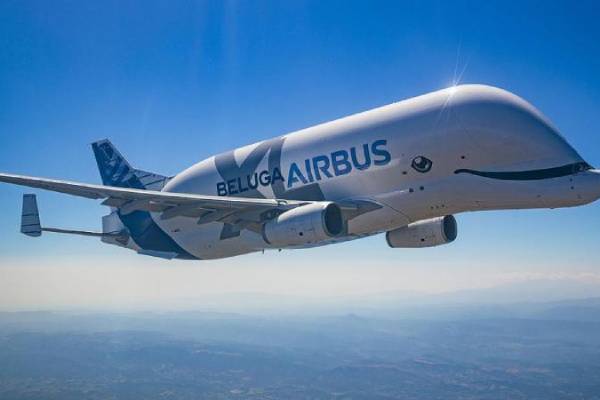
[126,85,600,259]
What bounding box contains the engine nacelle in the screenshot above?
[386,215,457,248]
[263,202,344,247]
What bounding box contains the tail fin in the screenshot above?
[91,139,170,190]
[21,194,41,237]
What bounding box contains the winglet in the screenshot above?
[21,194,41,237]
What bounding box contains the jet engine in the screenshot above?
[386,215,457,248]
[263,202,344,247]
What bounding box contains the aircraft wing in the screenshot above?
[0,172,307,220]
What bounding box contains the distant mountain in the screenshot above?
[145,279,600,312]
[2,279,599,320]
[330,279,600,320]
[428,279,600,305]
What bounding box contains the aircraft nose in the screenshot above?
[572,169,600,205]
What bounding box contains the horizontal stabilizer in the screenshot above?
[42,227,117,237]
[21,194,41,237]
[19,194,125,239]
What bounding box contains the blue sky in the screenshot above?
[0,1,599,309]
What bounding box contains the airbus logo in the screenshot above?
[216,140,391,196]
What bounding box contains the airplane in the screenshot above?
[1,84,599,260]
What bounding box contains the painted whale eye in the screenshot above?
[411,156,433,173]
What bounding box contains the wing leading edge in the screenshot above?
[0,172,305,211]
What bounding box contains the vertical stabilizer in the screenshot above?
[91,139,170,190]
[21,194,41,237]
[92,139,143,189]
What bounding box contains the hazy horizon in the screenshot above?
[2,255,600,312]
